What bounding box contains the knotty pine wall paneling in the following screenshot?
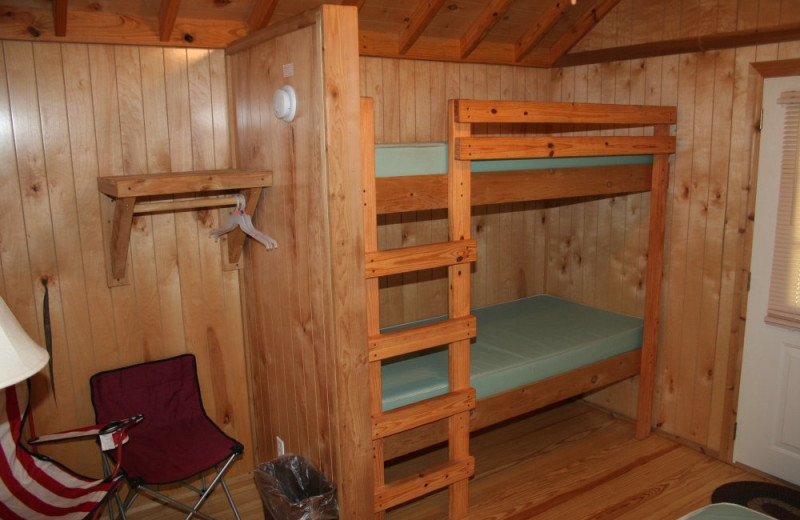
[0,41,253,477]
[229,6,373,518]
[572,0,800,455]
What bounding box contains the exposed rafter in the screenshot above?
[249,0,280,32]
[399,0,447,55]
[52,0,67,37]
[158,0,181,42]
[460,0,517,59]
[515,0,570,61]
[340,0,368,10]
[247,0,278,31]
[360,29,552,67]
[555,21,800,67]
[546,0,624,66]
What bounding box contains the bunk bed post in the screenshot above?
[448,99,472,517]
[636,124,672,439]
[360,97,387,520]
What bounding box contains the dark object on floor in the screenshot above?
[255,454,338,520]
[712,481,800,520]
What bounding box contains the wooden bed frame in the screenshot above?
[361,97,676,518]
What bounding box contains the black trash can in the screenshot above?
[255,454,338,520]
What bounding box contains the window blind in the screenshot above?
[766,91,800,328]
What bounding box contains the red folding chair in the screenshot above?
[0,381,141,520]
[90,354,243,520]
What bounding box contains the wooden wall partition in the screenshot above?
[227,6,373,518]
[0,41,253,478]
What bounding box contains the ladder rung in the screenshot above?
[374,457,475,512]
[372,388,476,440]
[368,316,477,362]
[365,239,477,278]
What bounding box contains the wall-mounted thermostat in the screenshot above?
[273,85,297,123]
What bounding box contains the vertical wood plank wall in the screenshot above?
[0,0,798,485]
[0,41,253,477]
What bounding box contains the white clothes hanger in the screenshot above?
[209,194,278,250]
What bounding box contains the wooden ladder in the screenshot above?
[361,97,477,518]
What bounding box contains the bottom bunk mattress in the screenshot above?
[381,294,644,411]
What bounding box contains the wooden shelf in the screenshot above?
[98,169,272,284]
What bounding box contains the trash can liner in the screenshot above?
[255,454,338,520]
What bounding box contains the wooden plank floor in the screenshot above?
[125,401,768,520]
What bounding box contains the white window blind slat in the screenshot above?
[767,92,800,328]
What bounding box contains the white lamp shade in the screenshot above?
[0,297,49,389]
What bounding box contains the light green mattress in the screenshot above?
[375,142,653,177]
[381,294,644,411]
[677,504,773,519]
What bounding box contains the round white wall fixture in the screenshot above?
[273,85,297,122]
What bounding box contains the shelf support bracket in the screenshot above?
[109,197,137,280]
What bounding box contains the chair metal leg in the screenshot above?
[136,486,218,520]
[101,452,129,520]
[218,475,242,520]
[117,452,240,520]
[181,453,240,520]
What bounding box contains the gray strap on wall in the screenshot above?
[42,277,56,403]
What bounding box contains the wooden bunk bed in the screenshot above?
[360,97,676,518]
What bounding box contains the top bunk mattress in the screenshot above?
[375,142,653,177]
[382,294,643,411]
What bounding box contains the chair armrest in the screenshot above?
[30,414,144,450]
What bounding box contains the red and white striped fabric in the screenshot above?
[0,382,121,520]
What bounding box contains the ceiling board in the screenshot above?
[0,0,794,68]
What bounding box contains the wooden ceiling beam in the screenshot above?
[399,0,447,55]
[515,0,570,62]
[0,5,246,47]
[249,0,280,32]
[555,21,800,68]
[546,0,623,66]
[158,0,181,41]
[52,0,67,37]
[460,0,516,59]
[360,29,552,67]
[340,0,368,10]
